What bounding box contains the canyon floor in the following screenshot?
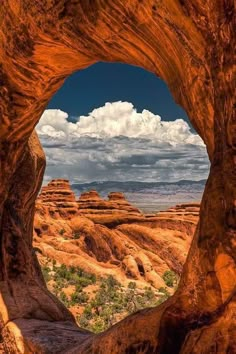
[33,179,199,332]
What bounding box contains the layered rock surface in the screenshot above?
[34,179,199,290]
[0,1,235,352]
[37,179,78,215]
[39,179,76,203]
[77,190,141,215]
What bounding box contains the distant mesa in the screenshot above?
[108,192,126,200]
[77,189,141,217]
[79,190,101,200]
[37,179,200,222]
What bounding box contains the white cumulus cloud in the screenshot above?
[36,101,209,183]
[38,101,203,146]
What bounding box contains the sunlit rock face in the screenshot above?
[38,179,79,216]
[39,179,77,204]
[77,190,141,220]
[0,1,235,353]
[34,179,197,288]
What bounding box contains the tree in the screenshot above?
[162,270,177,287]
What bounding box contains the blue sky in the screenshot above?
[38,62,209,183]
[48,62,188,123]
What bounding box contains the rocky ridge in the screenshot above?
[34,179,199,290]
[77,190,141,215]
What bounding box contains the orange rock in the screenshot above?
[0,1,235,352]
[36,179,79,220]
[34,179,198,290]
[78,190,141,215]
[79,190,101,201]
[108,192,127,200]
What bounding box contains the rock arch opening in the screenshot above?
[37,61,208,196]
[33,61,206,335]
[0,1,235,353]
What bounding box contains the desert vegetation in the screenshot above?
[42,259,174,333]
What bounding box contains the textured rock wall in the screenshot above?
[39,179,77,204]
[37,179,79,218]
[77,190,141,215]
[0,1,235,353]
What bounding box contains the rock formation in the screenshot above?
[77,189,142,227]
[39,179,77,204]
[0,1,235,353]
[77,190,141,215]
[34,180,198,288]
[37,179,79,218]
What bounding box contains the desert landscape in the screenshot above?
[34,179,199,332]
[0,1,235,353]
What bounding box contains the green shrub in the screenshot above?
[78,314,89,328]
[77,276,94,288]
[128,282,136,290]
[52,264,96,291]
[52,259,57,270]
[90,318,106,333]
[143,287,155,301]
[41,260,173,334]
[53,277,66,294]
[73,232,80,239]
[59,228,65,236]
[162,270,177,287]
[70,291,89,305]
[102,275,120,289]
[83,305,93,320]
[54,264,71,280]
[58,291,70,307]
[42,266,51,282]
[158,287,169,296]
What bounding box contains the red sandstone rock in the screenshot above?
[79,190,101,201]
[108,192,126,200]
[0,1,235,352]
[36,179,79,221]
[33,179,198,291]
[77,190,141,216]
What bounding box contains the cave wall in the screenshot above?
[0,1,235,353]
